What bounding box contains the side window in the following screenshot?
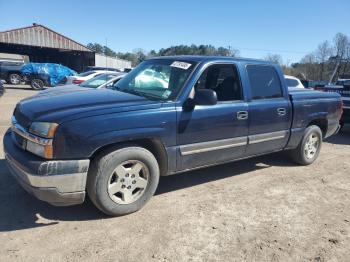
[247,65,283,99]
[194,64,242,101]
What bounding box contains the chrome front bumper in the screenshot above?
[4,130,90,206]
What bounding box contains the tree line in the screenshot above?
[87,43,239,67]
[88,32,350,82]
[264,33,350,82]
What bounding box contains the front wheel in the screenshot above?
[87,145,160,216]
[290,125,322,165]
[8,73,21,85]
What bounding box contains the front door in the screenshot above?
[176,63,249,170]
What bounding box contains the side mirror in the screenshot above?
[194,89,217,106]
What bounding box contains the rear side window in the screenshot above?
[247,65,283,99]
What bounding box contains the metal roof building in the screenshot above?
[0,23,95,71]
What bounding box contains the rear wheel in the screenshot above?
[31,79,44,90]
[8,73,21,85]
[291,125,322,165]
[87,145,160,216]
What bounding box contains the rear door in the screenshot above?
[177,63,249,170]
[245,64,292,156]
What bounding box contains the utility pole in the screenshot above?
[105,38,108,69]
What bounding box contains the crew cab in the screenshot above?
[3,56,342,216]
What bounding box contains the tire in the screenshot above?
[291,125,322,165]
[8,73,21,85]
[87,145,160,216]
[31,79,44,90]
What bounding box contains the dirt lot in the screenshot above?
[0,85,350,262]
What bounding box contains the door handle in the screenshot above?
[277,108,286,116]
[237,111,248,120]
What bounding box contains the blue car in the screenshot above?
[21,63,76,90]
[4,56,342,216]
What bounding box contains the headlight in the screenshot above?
[26,140,53,159]
[27,122,58,158]
[29,122,58,138]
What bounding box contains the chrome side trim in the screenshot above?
[180,136,247,156]
[249,130,288,144]
[11,116,52,146]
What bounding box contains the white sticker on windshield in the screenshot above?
[170,61,192,70]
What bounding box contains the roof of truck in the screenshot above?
[150,55,272,64]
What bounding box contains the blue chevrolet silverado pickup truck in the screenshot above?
[4,56,342,216]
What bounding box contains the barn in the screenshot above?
[0,23,95,72]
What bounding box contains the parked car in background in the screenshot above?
[285,75,304,89]
[4,56,342,216]
[0,60,24,85]
[0,79,5,97]
[66,70,117,85]
[61,72,126,89]
[21,63,76,90]
[39,73,127,96]
[335,79,350,86]
[83,66,121,73]
[300,80,327,89]
[79,72,126,89]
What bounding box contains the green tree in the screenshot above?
[87,43,104,53]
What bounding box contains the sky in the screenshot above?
[0,0,349,63]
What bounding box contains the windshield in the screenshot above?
[113,59,197,100]
[80,74,118,88]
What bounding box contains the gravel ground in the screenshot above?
[0,85,349,262]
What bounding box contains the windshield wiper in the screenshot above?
[113,87,162,101]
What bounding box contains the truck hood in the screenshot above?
[14,86,161,126]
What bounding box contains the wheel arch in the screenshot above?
[90,138,169,176]
[307,118,328,138]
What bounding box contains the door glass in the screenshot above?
[194,64,242,101]
[247,65,283,99]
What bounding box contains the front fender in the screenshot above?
[88,127,167,156]
[53,104,177,159]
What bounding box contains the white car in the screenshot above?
[134,69,169,89]
[66,70,117,85]
[284,75,304,89]
[78,73,126,89]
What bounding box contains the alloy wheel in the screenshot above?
[107,160,149,205]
